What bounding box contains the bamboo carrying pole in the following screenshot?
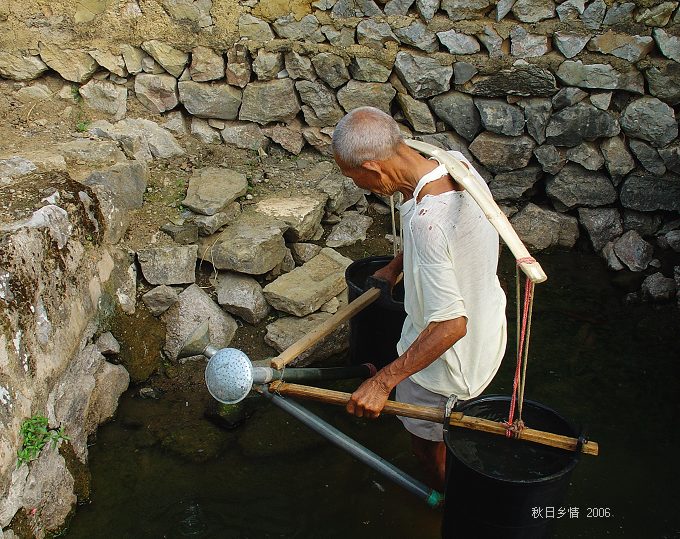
[270,274,404,370]
[269,381,599,456]
[403,139,547,284]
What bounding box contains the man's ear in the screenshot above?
[361,160,384,177]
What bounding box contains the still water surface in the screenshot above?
[65,251,680,538]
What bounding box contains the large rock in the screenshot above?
[622,209,662,237]
[545,102,619,147]
[394,21,438,53]
[644,60,680,105]
[581,0,606,29]
[641,273,677,302]
[556,0,585,22]
[653,28,680,63]
[629,139,667,175]
[587,30,654,62]
[263,248,353,316]
[79,79,127,120]
[58,139,126,167]
[291,242,323,264]
[183,167,248,216]
[273,14,323,41]
[253,192,328,241]
[191,117,222,144]
[440,0,492,20]
[546,164,617,210]
[461,65,557,97]
[488,166,542,202]
[265,312,350,366]
[603,2,636,25]
[577,207,623,251]
[212,272,270,324]
[326,211,373,247]
[239,79,301,124]
[437,30,480,54]
[394,52,452,99]
[469,132,536,173]
[337,80,396,113]
[659,142,680,174]
[356,20,399,49]
[137,245,198,285]
[416,0,439,20]
[635,2,677,26]
[477,26,504,57]
[510,203,579,250]
[384,0,415,15]
[121,45,145,75]
[189,46,225,82]
[296,80,345,127]
[349,57,391,83]
[620,97,677,148]
[238,14,275,42]
[89,118,184,160]
[510,27,549,58]
[312,168,369,214]
[556,60,644,93]
[134,73,178,113]
[285,51,317,81]
[161,284,237,361]
[161,0,213,27]
[397,93,436,133]
[0,52,48,81]
[80,161,148,210]
[331,0,382,16]
[178,81,242,120]
[142,285,179,316]
[89,49,127,77]
[518,97,552,145]
[38,42,98,82]
[429,91,481,142]
[262,121,306,155]
[253,50,284,81]
[220,122,268,151]
[566,142,604,171]
[198,213,288,274]
[620,170,680,212]
[311,53,350,89]
[600,136,635,178]
[188,201,241,235]
[226,44,252,88]
[612,230,653,272]
[474,98,525,136]
[553,32,591,59]
[511,0,555,22]
[141,40,188,77]
[552,87,588,111]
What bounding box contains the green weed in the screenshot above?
[16,415,69,468]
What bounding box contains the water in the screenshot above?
[63,251,680,538]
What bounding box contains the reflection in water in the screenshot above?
[64,251,680,538]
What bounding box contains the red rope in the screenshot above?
[505,261,535,438]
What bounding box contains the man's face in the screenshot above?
[335,157,394,197]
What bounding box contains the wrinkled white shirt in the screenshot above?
[397,151,507,399]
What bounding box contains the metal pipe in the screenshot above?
[253,364,376,384]
[259,387,443,509]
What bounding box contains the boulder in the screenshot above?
[337,80,396,113]
[416,0,440,20]
[468,132,536,173]
[349,57,391,83]
[622,210,662,237]
[653,28,680,63]
[460,65,558,97]
[602,241,625,270]
[534,145,566,174]
[556,0,585,21]
[261,121,306,155]
[581,0,606,29]
[212,272,270,324]
[189,46,225,82]
[518,97,552,145]
[620,170,680,212]
[331,0,382,16]
[394,21,438,53]
[285,51,317,81]
[587,30,654,62]
[89,118,184,160]
[553,32,590,59]
[510,203,579,250]
[121,45,145,74]
[160,221,199,244]
[188,201,241,236]
[437,30,480,54]
[137,245,198,285]
[545,102,619,147]
[142,284,179,316]
[238,14,275,42]
[603,2,636,25]
[397,93,436,133]
[477,26,504,57]
[628,140,666,175]
[161,0,213,27]
[302,127,333,156]
[552,87,588,111]
[190,118,222,144]
[385,0,416,15]
[273,14,323,41]
[80,161,148,210]
[58,139,126,167]
[197,213,288,274]
[590,92,612,111]
[612,230,653,271]
[253,192,328,241]
[429,91,481,142]
[488,166,542,202]
[162,111,188,137]
[183,167,248,216]
[141,40,188,77]
[134,73,178,113]
[566,142,604,171]
[0,52,48,81]
[89,49,127,77]
[263,248,353,316]
[291,242,323,264]
[510,27,549,58]
[239,79,301,124]
[226,44,252,88]
[96,332,121,356]
[296,80,345,127]
[659,142,680,174]
[38,42,98,83]
[556,60,644,93]
[321,25,356,47]
[265,312,350,366]
[641,273,677,302]
[326,211,373,247]
[311,53,350,89]
[440,0,492,20]
[252,51,284,81]
[620,97,677,148]
[600,136,635,178]
[220,122,269,151]
[78,79,126,120]
[453,62,478,85]
[394,52,452,99]
[178,81,241,120]
[635,2,677,26]
[161,284,237,361]
[356,20,399,49]
[474,98,525,136]
[511,0,555,22]
[546,164,616,210]
[577,207,623,251]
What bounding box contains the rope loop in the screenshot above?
[516,256,537,266]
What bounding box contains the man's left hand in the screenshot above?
[346,376,392,419]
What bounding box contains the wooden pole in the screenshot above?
[268,381,599,456]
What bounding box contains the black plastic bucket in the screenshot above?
[443,395,580,539]
[345,256,406,370]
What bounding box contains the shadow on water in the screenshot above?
[64,250,680,539]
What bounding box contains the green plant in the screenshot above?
[16,415,69,468]
[75,119,90,133]
[70,85,82,103]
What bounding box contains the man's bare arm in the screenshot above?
[346,316,467,418]
[371,252,404,288]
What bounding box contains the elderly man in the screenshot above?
[332,107,507,491]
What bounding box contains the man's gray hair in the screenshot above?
[332,106,402,168]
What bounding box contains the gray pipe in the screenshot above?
[259,387,443,509]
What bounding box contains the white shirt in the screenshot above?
[396,151,507,399]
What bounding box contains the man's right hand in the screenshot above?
[368,253,403,293]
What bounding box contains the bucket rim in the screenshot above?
[445,394,581,485]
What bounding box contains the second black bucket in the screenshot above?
[442,396,580,539]
[345,256,406,370]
